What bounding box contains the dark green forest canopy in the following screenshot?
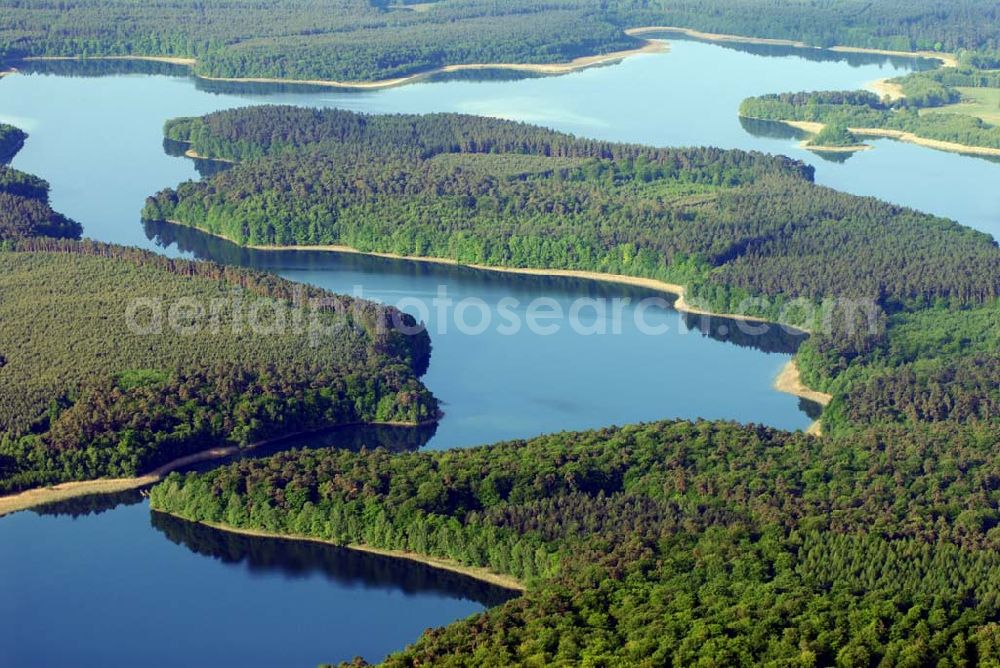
[2,1,1000,81]
[151,418,1000,666]
[0,123,83,241]
[0,239,437,494]
[0,122,26,163]
[145,106,1000,320]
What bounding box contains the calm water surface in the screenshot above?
[1,35,996,667]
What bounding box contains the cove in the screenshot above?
[1,34,997,667]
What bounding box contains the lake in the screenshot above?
[1,34,997,666]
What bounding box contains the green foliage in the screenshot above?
[799,301,1000,431]
[808,119,859,147]
[148,106,1000,327]
[3,1,1000,82]
[0,124,83,241]
[0,122,26,164]
[151,418,1000,666]
[740,65,1000,151]
[0,240,437,493]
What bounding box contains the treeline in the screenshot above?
[0,124,83,241]
[798,300,1000,432]
[741,63,1000,152]
[193,10,635,82]
[162,106,814,174]
[0,122,26,163]
[4,1,1000,83]
[0,0,636,82]
[151,418,1000,665]
[147,107,1000,324]
[609,0,1000,53]
[0,241,437,494]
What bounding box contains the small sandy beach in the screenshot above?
[868,77,905,101]
[184,148,235,162]
[779,120,1000,157]
[773,360,833,435]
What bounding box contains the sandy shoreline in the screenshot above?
[12,26,959,93]
[155,514,526,591]
[0,420,431,517]
[767,119,1000,158]
[21,39,666,90]
[626,26,958,67]
[773,360,832,436]
[773,360,832,406]
[194,38,667,89]
[868,77,905,101]
[184,148,234,162]
[23,54,196,66]
[181,228,810,334]
[800,140,871,153]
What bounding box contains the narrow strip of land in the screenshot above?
[780,119,1000,157]
[156,513,527,592]
[0,420,431,517]
[799,140,871,153]
[0,446,237,517]
[22,54,196,66]
[625,26,958,67]
[20,39,667,90]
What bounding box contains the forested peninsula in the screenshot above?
[741,56,1000,156]
[2,1,999,84]
[0,126,436,499]
[144,106,1000,324]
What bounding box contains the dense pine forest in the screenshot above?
[2,1,1000,82]
[144,106,1000,322]
[0,121,436,495]
[4,3,1000,664]
[0,241,437,494]
[0,123,83,241]
[0,122,26,163]
[145,103,1000,665]
[152,417,1000,665]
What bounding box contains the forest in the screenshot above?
[139,98,1000,664]
[0,122,26,163]
[151,417,1000,666]
[740,65,1000,152]
[0,237,436,494]
[3,1,1000,82]
[0,124,440,495]
[0,123,83,242]
[145,106,1000,323]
